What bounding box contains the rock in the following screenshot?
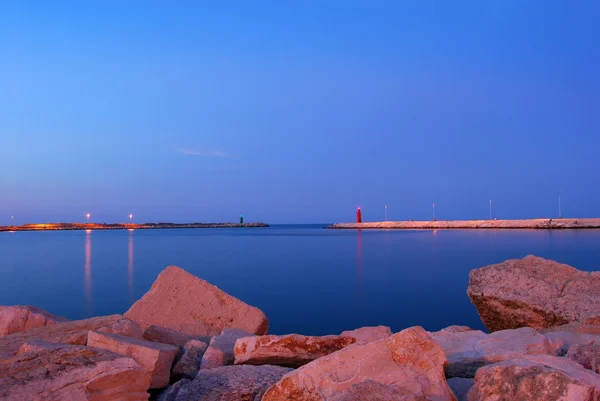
[262,326,455,401]
[17,339,67,354]
[234,334,356,368]
[143,325,205,348]
[467,255,600,332]
[156,379,191,401]
[88,330,179,389]
[340,326,391,344]
[467,354,600,400]
[165,365,292,400]
[0,314,142,356]
[566,342,600,373]
[0,305,69,338]
[541,322,600,335]
[428,326,562,378]
[125,265,268,336]
[332,381,428,401]
[0,342,150,400]
[201,328,253,369]
[172,339,208,379]
[447,378,473,401]
[542,323,600,356]
[438,326,475,334]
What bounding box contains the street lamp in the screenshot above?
[86,213,90,224]
[432,203,435,222]
[384,205,387,222]
[490,200,492,220]
[129,214,133,223]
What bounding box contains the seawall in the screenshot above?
[329,218,600,230]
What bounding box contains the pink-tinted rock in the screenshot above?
[172,339,208,379]
[467,255,600,332]
[333,381,428,401]
[467,354,600,401]
[541,322,600,335]
[542,330,600,355]
[566,342,600,373]
[0,305,69,338]
[262,326,455,401]
[125,266,268,336]
[143,325,204,348]
[0,314,142,356]
[340,326,391,344]
[164,365,292,401]
[88,330,179,389]
[438,326,475,334]
[201,328,253,369]
[235,334,356,368]
[17,339,67,355]
[0,342,150,400]
[429,326,562,378]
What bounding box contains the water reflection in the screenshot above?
[128,231,134,304]
[356,230,363,296]
[84,231,92,315]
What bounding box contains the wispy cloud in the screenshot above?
[178,148,231,158]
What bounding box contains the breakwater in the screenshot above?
[329,218,600,230]
[0,222,269,232]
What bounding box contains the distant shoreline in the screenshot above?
[328,218,600,230]
[0,222,269,232]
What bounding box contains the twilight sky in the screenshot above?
[1,1,599,224]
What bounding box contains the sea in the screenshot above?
[1,225,599,335]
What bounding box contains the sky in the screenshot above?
[1,1,599,224]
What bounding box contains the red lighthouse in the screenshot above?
[356,207,362,223]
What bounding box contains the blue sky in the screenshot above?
[1,1,599,224]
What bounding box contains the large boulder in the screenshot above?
[467,354,600,400]
[159,365,292,401]
[0,314,142,356]
[125,266,268,336]
[172,339,208,380]
[467,255,600,332]
[0,342,150,400]
[234,334,356,368]
[201,328,253,370]
[340,326,392,344]
[88,330,179,389]
[428,326,562,378]
[0,305,69,338]
[262,326,456,401]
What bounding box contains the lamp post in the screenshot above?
[432,203,435,222]
[129,214,133,223]
[86,213,90,224]
[490,200,492,220]
[384,205,387,222]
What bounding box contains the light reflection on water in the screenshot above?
[84,231,92,315]
[128,231,134,304]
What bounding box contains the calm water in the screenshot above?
[1,226,599,335]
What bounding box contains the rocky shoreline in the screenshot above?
[0,222,269,232]
[329,217,600,230]
[2,256,600,400]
